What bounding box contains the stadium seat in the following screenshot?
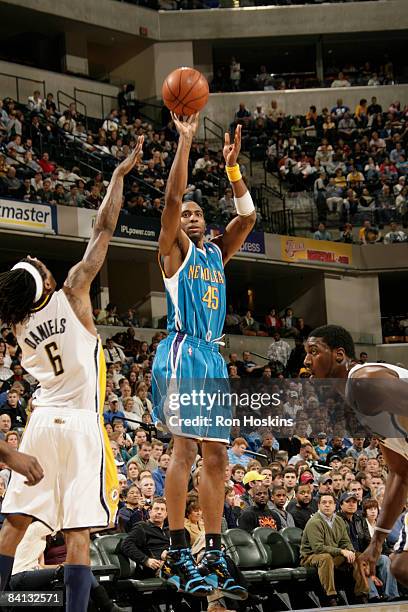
[280,527,303,564]
[89,540,119,583]
[253,528,320,608]
[94,534,167,593]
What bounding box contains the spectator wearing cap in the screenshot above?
[338,493,399,601]
[238,483,279,532]
[240,470,267,509]
[328,455,343,472]
[288,442,314,466]
[227,437,251,468]
[270,485,295,530]
[287,483,315,530]
[300,493,368,607]
[314,433,332,462]
[103,396,127,429]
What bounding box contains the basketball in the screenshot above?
[162,67,209,116]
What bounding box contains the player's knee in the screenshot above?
[65,529,90,564]
[172,438,197,469]
[391,553,408,586]
[202,445,227,473]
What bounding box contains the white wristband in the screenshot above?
[374,526,392,534]
[234,191,255,217]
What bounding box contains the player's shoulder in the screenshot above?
[349,362,400,380]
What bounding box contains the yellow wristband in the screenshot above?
[226,164,242,183]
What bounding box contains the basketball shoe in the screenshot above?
[161,548,213,596]
[199,550,248,600]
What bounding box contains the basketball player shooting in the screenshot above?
[152,113,255,598]
[304,324,408,590]
[0,136,143,610]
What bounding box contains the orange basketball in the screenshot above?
[162,67,209,116]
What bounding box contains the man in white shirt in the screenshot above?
[103,338,126,366]
[267,332,291,368]
[331,72,351,88]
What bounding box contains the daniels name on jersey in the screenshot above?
[23,318,67,349]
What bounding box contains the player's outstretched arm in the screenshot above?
[158,113,198,258]
[357,445,408,584]
[64,136,144,293]
[0,441,44,486]
[211,125,256,265]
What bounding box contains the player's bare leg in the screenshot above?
[391,551,408,587]
[64,528,92,612]
[199,441,247,600]
[162,436,212,596]
[0,515,32,589]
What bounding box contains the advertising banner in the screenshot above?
[206,226,265,256]
[281,236,352,266]
[0,199,57,234]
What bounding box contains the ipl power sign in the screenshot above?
[0,200,57,234]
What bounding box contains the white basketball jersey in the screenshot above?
[16,289,105,412]
[347,362,408,439]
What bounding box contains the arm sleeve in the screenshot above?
[237,510,255,533]
[120,524,149,565]
[306,521,342,556]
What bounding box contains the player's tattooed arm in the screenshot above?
[64,136,144,293]
[211,124,256,265]
[159,113,199,258]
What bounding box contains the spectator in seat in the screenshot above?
[132,442,158,473]
[118,484,142,532]
[152,453,170,497]
[384,221,407,243]
[184,496,205,547]
[231,465,246,496]
[120,497,169,578]
[27,90,44,113]
[339,493,399,602]
[267,332,291,371]
[300,493,369,607]
[224,486,242,529]
[0,414,12,441]
[331,72,351,88]
[258,432,278,467]
[238,483,279,532]
[0,389,26,429]
[265,307,281,335]
[287,483,315,530]
[227,437,251,468]
[240,310,260,335]
[103,337,126,364]
[270,485,295,529]
[313,222,332,242]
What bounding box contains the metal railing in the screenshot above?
[203,116,224,147]
[0,71,46,104]
[74,87,117,120]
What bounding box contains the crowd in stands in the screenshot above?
[0,92,231,227]
[1,320,405,609]
[230,93,408,238]
[212,59,396,93]
[117,0,383,11]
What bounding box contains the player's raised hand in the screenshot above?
[4,448,44,486]
[171,112,199,140]
[115,135,144,176]
[223,124,241,167]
